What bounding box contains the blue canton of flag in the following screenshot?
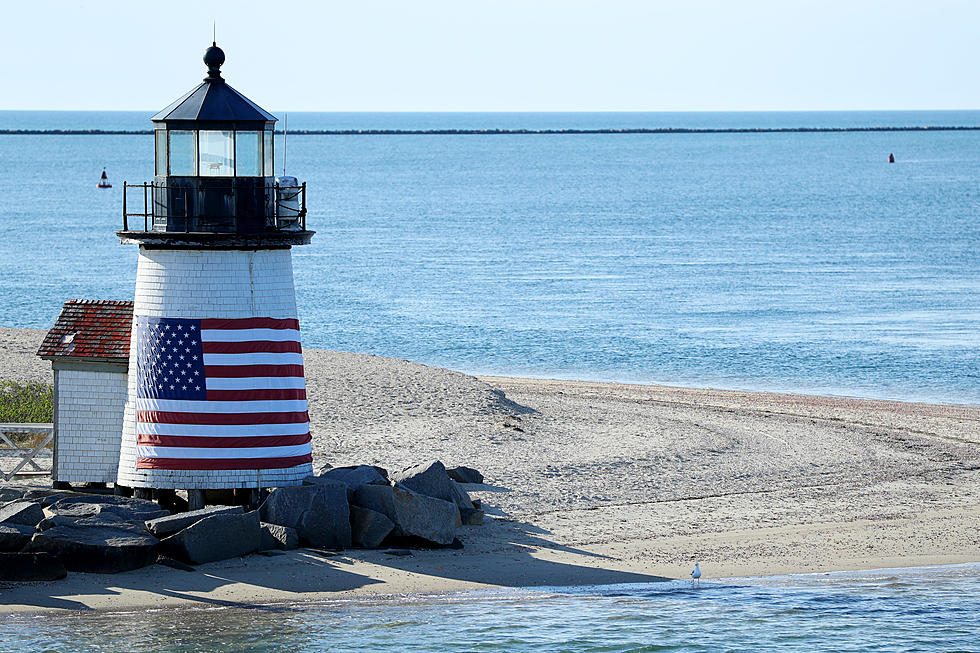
[136,316,207,401]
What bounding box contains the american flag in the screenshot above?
[134,316,313,470]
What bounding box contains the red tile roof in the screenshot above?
[37,300,133,362]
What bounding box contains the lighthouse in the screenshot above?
[115,43,314,504]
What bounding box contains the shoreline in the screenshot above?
[1,326,978,614]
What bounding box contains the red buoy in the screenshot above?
[97,168,112,188]
[888,153,895,163]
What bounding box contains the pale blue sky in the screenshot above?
[2,0,976,111]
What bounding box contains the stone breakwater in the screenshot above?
[2,126,980,135]
[0,460,484,581]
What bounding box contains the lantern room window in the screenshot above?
[235,131,262,176]
[169,130,198,176]
[199,130,235,176]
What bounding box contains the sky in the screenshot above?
[1,0,977,112]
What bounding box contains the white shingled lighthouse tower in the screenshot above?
[115,43,314,505]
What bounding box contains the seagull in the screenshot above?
[691,562,702,586]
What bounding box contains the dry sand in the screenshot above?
[1,326,978,613]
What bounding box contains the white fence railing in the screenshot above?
[0,423,53,482]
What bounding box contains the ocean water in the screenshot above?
[3,565,979,651]
[0,111,978,403]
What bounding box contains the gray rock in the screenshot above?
[0,501,45,527]
[259,522,298,550]
[37,512,140,532]
[25,524,160,573]
[45,501,170,524]
[306,465,389,500]
[21,490,81,507]
[448,466,484,484]
[390,460,455,502]
[0,485,29,504]
[0,523,35,551]
[260,482,351,549]
[448,480,476,512]
[51,495,168,520]
[145,506,244,538]
[0,552,67,581]
[460,507,485,525]
[160,511,261,565]
[353,484,459,546]
[350,506,395,548]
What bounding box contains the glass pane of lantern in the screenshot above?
[155,130,167,176]
[199,130,235,176]
[264,131,274,176]
[168,130,197,175]
[235,131,261,176]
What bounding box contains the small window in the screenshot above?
[155,130,167,176]
[199,130,235,177]
[169,130,197,175]
[264,130,275,176]
[235,131,262,176]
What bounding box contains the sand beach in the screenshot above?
[1,325,978,613]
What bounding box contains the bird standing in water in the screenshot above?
[691,562,702,586]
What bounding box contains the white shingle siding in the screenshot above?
[116,247,312,489]
[53,367,127,484]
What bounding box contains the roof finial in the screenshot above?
[203,40,225,83]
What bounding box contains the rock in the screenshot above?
[460,507,484,525]
[447,466,484,484]
[390,460,454,502]
[45,501,170,524]
[160,511,261,565]
[0,552,67,581]
[0,501,45,527]
[0,523,35,551]
[259,482,351,549]
[448,480,476,512]
[25,524,160,573]
[260,522,298,550]
[50,495,169,520]
[350,506,394,548]
[0,485,29,504]
[21,490,81,507]
[306,465,389,500]
[144,506,244,538]
[353,484,459,546]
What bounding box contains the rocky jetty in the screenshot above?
[0,461,485,582]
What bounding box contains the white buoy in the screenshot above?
[691,562,702,586]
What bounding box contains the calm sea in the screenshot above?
[2,565,979,651]
[0,111,978,404]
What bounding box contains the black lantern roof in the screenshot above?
[151,43,276,130]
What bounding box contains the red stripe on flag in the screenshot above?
[137,410,310,425]
[201,340,302,354]
[204,364,305,378]
[137,433,311,448]
[206,388,307,402]
[136,454,313,470]
[201,317,300,331]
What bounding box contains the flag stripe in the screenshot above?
[204,364,305,378]
[137,454,313,470]
[137,443,311,459]
[201,317,299,330]
[138,422,312,437]
[201,328,301,343]
[202,340,302,354]
[206,388,307,402]
[137,410,310,425]
[203,352,304,366]
[137,398,308,413]
[205,376,306,390]
[138,433,311,448]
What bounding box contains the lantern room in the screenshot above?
[123,42,307,239]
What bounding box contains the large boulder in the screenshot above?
[0,501,45,528]
[307,465,389,500]
[350,506,394,548]
[448,466,484,484]
[0,552,67,581]
[259,482,351,549]
[353,484,459,546]
[145,506,244,538]
[50,495,169,521]
[25,523,160,573]
[259,523,298,550]
[160,511,262,565]
[391,461,475,512]
[0,523,35,552]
